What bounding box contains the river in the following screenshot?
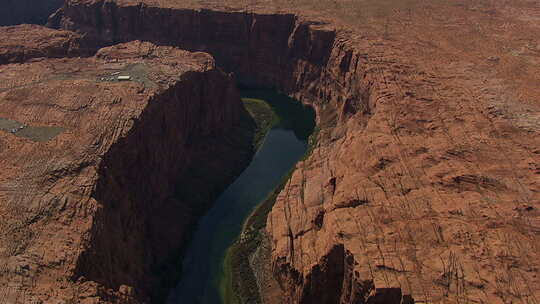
[167,89,315,304]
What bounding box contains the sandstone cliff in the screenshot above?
[0,25,90,65]
[14,0,540,303]
[0,39,248,303]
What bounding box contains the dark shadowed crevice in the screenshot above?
[0,0,64,26]
[51,2,411,303]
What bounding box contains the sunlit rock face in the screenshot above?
[0,39,245,303]
[2,0,540,303]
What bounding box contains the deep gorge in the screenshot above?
[75,67,256,302]
[168,89,316,303]
[3,1,540,303]
[48,1,390,303]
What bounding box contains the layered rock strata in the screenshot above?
[0,24,90,65]
[0,40,246,303]
[9,0,540,303]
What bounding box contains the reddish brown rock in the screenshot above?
[53,1,540,303]
[0,40,245,303]
[5,0,540,303]
[0,24,90,64]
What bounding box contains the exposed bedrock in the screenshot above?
[0,41,252,303]
[53,1,540,304]
[50,1,358,118]
[0,25,92,65]
[52,1,382,302]
[0,0,64,26]
[76,65,247,302]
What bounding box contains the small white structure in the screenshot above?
[117,75,131,81]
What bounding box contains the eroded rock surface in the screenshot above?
[3,0,540,303]
[0,24,90,64]
[52,1,540,303]
[0,40,245,303]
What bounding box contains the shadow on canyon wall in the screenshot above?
[0,0,64,26]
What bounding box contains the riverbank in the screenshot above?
[167,89,314,303]
[221,97,318,303]
[241,97,278,151]
[220,170,294,304]
[158,92,278,301]
[25,1,540,303]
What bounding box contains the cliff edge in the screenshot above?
[52,1,540,303]
[2,0,540,303]
[0,38,246,303]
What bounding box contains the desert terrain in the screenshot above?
[0,0,539,303]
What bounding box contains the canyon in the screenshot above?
[0,24,91,64]
[0,38,253,302]
[1,0,540,303]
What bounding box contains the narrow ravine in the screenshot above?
[167,89,315,304]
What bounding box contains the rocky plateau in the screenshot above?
[1,0,540,303]
[0,37,247,303]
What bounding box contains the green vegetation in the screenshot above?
[172,99,276,218]
[221,99,319,304]
[158,88,315,303]
[241,97,278,151]
[155,91,279,302]
[240,88,316,141]
[221,169,295,304]
[152,97,269,301]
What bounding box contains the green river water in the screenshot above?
[167,89,315,304]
